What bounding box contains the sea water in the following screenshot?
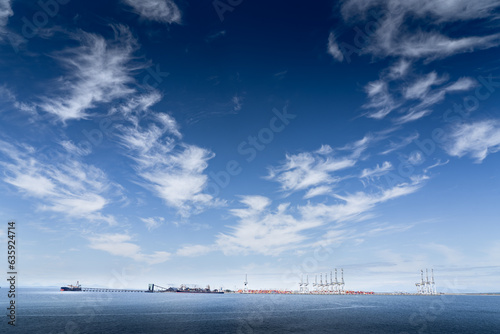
[1,288,500,333]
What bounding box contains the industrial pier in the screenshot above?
[60,268,439,295]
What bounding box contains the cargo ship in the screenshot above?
[60,281,82,291]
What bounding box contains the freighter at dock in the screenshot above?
[60,281,81,291]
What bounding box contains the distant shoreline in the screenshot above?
[373,293,500,296]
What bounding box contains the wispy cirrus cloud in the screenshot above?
[115,100,222,217]
[300,178,425,224]
[327,32,344,62]
[88,233,170,264]
[311,221,416,248]
[445,77,477,92]
[176,244,213,257]
[60,140,92,156]
[388,33,500,60]
[444,119,500,162]
[0,0,12,30]
[396,76,476,124]
[380,132,419,155]
[39,25,141,122]
[339,0,500,61]
[360,161,393,179]
[304,185,333,199]
[140,216,164,231]
[0,139,117,223]
[363,67,476,123]
[266,145,355,197]
[0,0,22,47]
[122,0,181,24]
[217,176,426,256]
[216,196,323,255]
[387,59,411,79]
[404,72,446,100]
[363,80,399,119]
[338,134,380,159]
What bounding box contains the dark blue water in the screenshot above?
[2,289,500,333]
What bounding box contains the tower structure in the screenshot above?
[425,269,431,294]
[244,274,248,293]
[299,274,304,294]
[313,274,318,293]
[431,269,436,295]
[340,268,345,293]
[319,273,324,293]
[304,274,309,294]
[325,273,330,293]
[329,271,334,293]
[334,268,339,294]
[416,269,425,294]
[420,269,425,294]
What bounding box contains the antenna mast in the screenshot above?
[244,274,248,293]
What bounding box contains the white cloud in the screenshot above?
[217,197,323,255]
[304,185,332,199]
[424,159,449,172]
[140,217,164,231]
[404,72,446,100]
[340,0,500,60]
[312,222,415,248]
[300,179,425,223]
[266,146,355,196]
[392,32,500,60]
[88,233,171,264]
[363,80,399,119]
[40,25,141,122]
[360,161,393,178]
[0,0,12,28]
[0,0,25,49]
[0,0,20,47]
[388,59,411,78]
[217,178,425,256]
[365,70,475,123]
[0,85,37,115]
[230,195,271,219]
[338,134,378,158]
[123,0,181,24]
[116,110,221,217]
[109,91,164,127]
[0,84,15,102]
[398,75,475,124]
[395,109,433,124]
[381,132,419,155]
[408,151,424,165]
[445,77,477,92]
[444,120,500,162]
[60,140,91,156]
[327,32,344,61]
[0,140,117,222]
[176,244,213,257]
[232,95,243,111]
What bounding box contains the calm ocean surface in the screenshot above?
[1,288,500,333]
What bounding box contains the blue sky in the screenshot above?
[0,0,500,292]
